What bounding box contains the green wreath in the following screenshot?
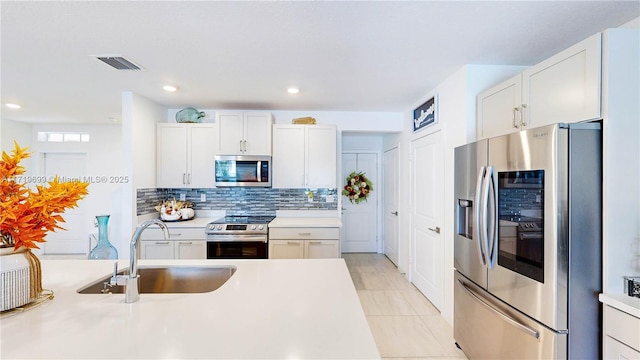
[342,171,373,204]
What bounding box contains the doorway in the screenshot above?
[42,152,88,255]
[341,153,378,253]
[383,146,400,265]
[410,131,444,310]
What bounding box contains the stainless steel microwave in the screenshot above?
[214,155,271,187]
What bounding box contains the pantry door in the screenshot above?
[410,131,443,310]
[341,153,378,253]
[42,153,88,255]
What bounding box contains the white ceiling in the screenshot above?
[1,1,638,124]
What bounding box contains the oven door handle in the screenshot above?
[206,235,268,243]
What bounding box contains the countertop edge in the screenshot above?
[599,293,640,318]
[269,217,342,228]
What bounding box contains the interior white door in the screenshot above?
[383,147,400,265]
[341,153,378,253]
[42,153,88,255]
[410,131,443,310]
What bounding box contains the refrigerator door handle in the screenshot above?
[457,279,540,340]
[486,166,499,268]
[480,166,492,268]
[474,166,487,266]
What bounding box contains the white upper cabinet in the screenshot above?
[217,111,273,155]
[523,33,601,126]
[477,75,522,139]
[272,124,337,189]
[478,33,602,139]
[157,123,217,188]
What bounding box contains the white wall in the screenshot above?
[1,119,33,172]
[121,92,167,258]
[601,28,640,293]
[165,108,404,133]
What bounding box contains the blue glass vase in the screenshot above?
[89,215,118,259]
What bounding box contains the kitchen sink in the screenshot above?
[77,265,236,294]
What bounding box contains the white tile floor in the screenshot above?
[343,253,468,360]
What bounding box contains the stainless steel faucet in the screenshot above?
[111,219,170,303]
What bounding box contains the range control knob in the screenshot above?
[258,225,264,230]
[251,225,257,230]
[216,225,223,230]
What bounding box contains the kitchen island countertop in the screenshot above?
[0,258,378,359]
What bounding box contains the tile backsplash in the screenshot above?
[137,187,338,216]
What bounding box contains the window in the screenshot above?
[37,132,90,143]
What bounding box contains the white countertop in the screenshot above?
[0,258,379,359]
[599,293,640,318]
[269,217,342,228]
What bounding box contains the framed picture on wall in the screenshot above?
[413,95,437,132]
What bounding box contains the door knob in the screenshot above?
[428,226,441,234]
[391,211,398,216]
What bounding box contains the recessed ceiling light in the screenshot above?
[163,85,178,92]
[287,87,300,94]
[5,103,21,109]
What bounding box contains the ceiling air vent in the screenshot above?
[94,55,143,71]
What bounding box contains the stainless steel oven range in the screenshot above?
[205,216,274,259]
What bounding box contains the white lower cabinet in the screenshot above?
[140,227,207,260]
[269,227,340,259]
[269,240,304,259]
[603,305,640,359]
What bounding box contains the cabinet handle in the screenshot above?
[178,241,193,245]
[243,140,247,152]
[287,241,300,245]
[239,140,243,152]
[428,226,441,234]
[391,211,398,216]
[155,241,170,245]
[187,173,191,184]
[309,241,322,245]
[168,233,181,238]
[512,107,520,128]
[183,173,187,184]
[520,104,527,127]
[298,232,311,236]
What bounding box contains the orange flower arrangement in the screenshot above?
[0,142,89,250]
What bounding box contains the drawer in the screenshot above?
[605,305,640,351]
[269,227,339,240]
[140,227,206,240]
[604,335,640,359]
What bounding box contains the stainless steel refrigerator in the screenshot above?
[453,122,602,359]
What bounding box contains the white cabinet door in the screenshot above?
[157,123,217,188]
[244,112,272,155]
[217,112,245,154]
[272,124,336,189]
[304,240,339,259]
[272,126,305,188]
[523,33,601,128]
[306,126,337,188]
[140,240,174,259]
[157,124,188,187]
[477,75,522,139]
[175,241,206,259]
[188,124,217,188]
[217,112,272,155]
[269,240,304,259]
